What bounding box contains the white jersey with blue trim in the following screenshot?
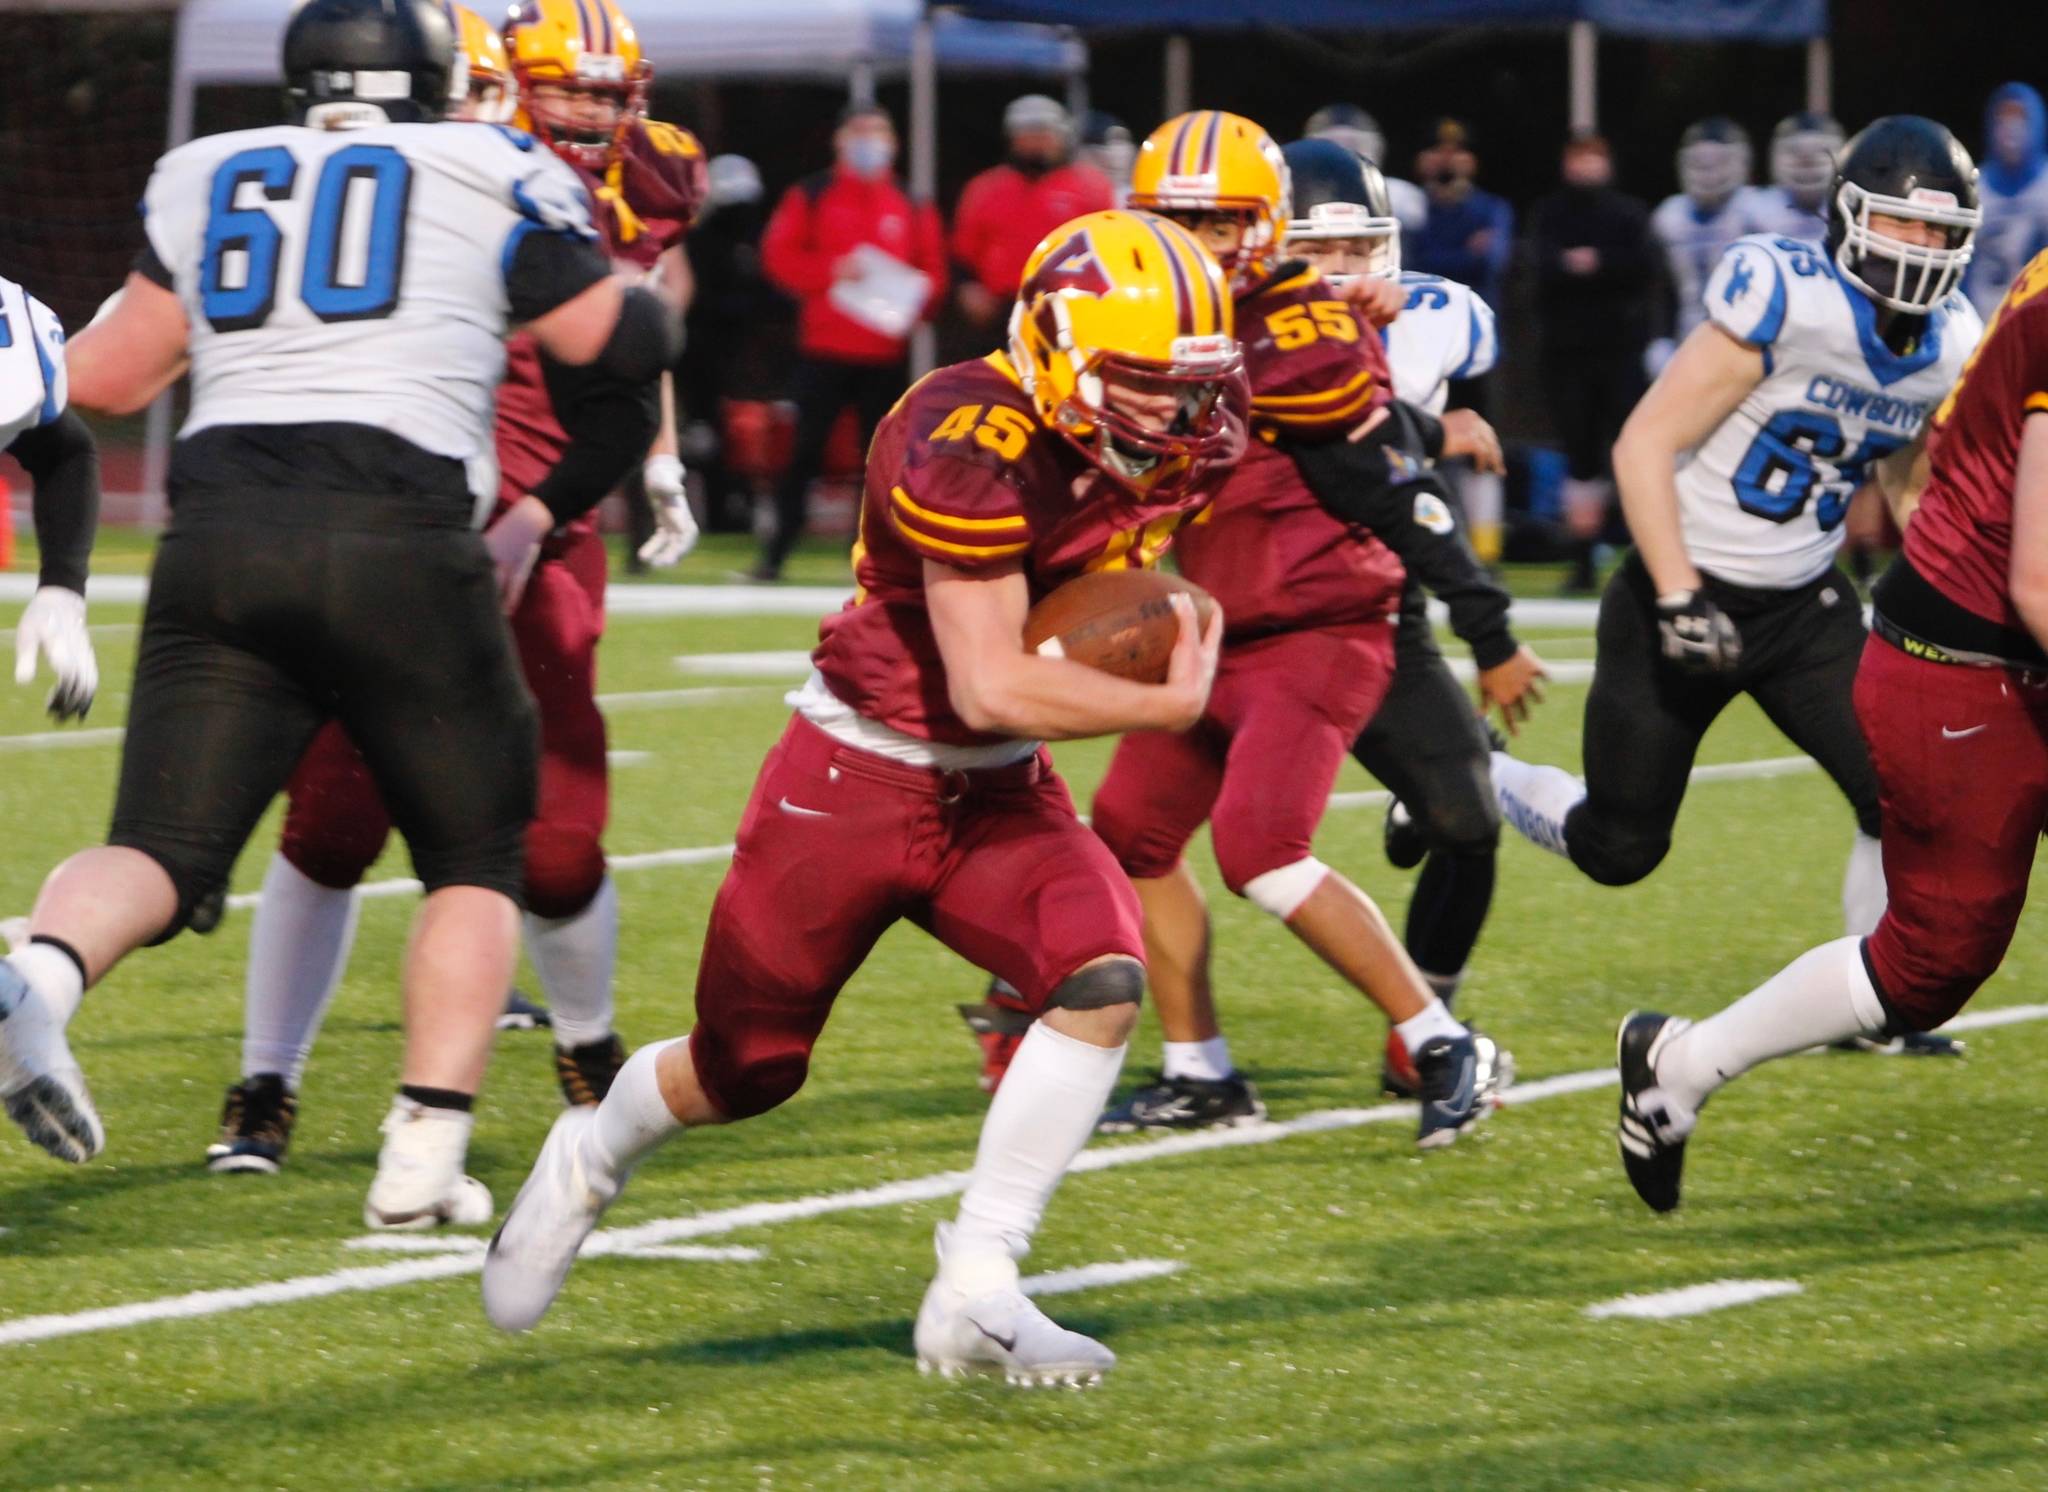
[0,276,69,452]
[1652,186,1773,339]
[1745,186,1828,246]
[1676,233,1982,588]
[1965,170,2048,321]
[141,120,595,499]
[1382,271,1497,415]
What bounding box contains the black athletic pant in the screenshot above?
[1540,345,1641,482]
[110,488,537,935]
[759,354,905,574]
[1565,549,1878,887]
[1351,584,1500,982]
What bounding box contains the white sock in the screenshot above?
[1394,998,1468,1057]
[525,876,619,1050]
[1162,1035,1233,1081]
[1657,936,1886,1111]
[1842,832,1886,937]
[1489,751,1583,859]
[590,1035,684,1174]
[242,854,361,1088]
[950,1021,1126,1267]
[6,942,85,1025]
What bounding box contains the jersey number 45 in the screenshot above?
[201,144,411,332]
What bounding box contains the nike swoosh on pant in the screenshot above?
[1940,724,1988,740]
[776,797,831,818]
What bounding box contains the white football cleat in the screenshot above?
[482,1106,623,1331]
[363,1097,492,1230]
[0,959,103,1163]
[913,1224,1115,1389]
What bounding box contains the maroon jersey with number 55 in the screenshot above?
[813,351,1221,747]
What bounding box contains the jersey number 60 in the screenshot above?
[200,144,412,332]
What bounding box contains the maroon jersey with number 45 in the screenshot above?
[813,351,1223,747]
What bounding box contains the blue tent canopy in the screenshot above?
[951,1,1827,44]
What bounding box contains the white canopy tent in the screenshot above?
[140,0,1086,502]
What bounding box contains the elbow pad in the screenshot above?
[596,286,682,384]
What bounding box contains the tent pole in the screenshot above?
[144,29,201,522]
[1163,33,1191,119]
[849,61,876,106]
[909,11,937,379]
[1804,35,1831,116]
[1567,20,1596,133]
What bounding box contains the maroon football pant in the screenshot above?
[1857,635,2048,1029]
[279,528,611,918]
[1091,623,1396,892]
[688,716,1145,1119]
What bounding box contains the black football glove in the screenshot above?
[1656,590,1742,674]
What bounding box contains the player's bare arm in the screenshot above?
[66,273,190,415]
[1873,426,1932,528]
[1612,320,1765,597]
[925,559,1220,740]
[2007,415,2048,650]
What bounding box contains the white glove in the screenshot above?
[13,585,97,722]
[637,454,699,568]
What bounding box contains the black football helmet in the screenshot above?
[1282,137,1400,283]
[1826,115,1981,314]
[283,0,455,127]
[1770,111,1845,203]
[1305,103,1387,167]
[1676,117,1752,207]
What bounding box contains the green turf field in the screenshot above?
[3,536,2045,1491]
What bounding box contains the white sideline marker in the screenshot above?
[1,1001,2035,1349]
[1584,1279,1804,1320]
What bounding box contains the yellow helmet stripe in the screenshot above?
[1136,216,1196,335]
[891,486,1029,534]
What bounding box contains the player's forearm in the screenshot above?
[648,371,679,460]
[8,411,101,593]
[1875,430,1931,530]
[1613,423,1702,595]
[951,653,1192,741]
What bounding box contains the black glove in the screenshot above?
[1656,590,1742,674]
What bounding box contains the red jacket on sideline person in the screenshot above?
[761,166,947,366]
[951,160,1115,299]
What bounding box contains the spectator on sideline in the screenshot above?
[751,104,945,582]
[1408,119,1512,312]
[1077,109,1137,205]
[1964,82,2048,319]
[1526,131,1658,592]
[678,154,789,534]
[951,94,1114,332]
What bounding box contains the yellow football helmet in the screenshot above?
[1128,111,1291,286]
[1007,209,1247,497]
[505,0,651,171]
[447,5,515,124]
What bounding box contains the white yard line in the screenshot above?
[606,750,652,767]
[596,685,785,710]
[3,1000,2037,1349]
[0,727,124,752]
[1022,1259,1184,1298]
[672,651,817,677]
[1584,1279,1804,1320]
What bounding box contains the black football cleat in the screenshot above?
[1616,1011,1698,1213]
[1383,798,1427,871]
[1828,1030,1966,1057]
[554,1034,628,1108]
[1413,1030,1509,1148]
[188,883,228,936]
[207,1074,298,1175]
[498,989,552,1032]
[1098,1071,1266,1133]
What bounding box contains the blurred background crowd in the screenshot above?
[1,3,2043,586]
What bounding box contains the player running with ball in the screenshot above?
[484,210,1243,1386]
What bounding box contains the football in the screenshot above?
[1022,569,1218,684]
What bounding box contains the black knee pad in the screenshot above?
[1046,958,1145,1011]
[1567,812,1668,888]
[1853,800,1882,841]
[1413,765,1501,857]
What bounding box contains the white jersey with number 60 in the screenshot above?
[141,121,596,493]
[1676,233,1981,589]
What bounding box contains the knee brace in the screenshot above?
[1046,957,1145,1011]
[1239,858,1331,920]
[522,826,607,920]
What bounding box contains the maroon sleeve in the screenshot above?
[1243,268,1389,444]
[885,371,1035,570]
